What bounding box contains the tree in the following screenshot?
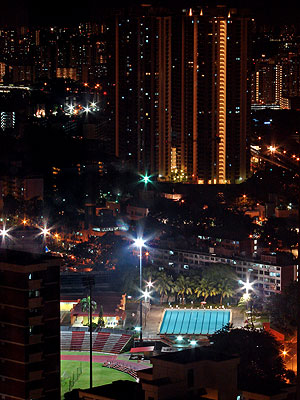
[209,326,287,392]
[98,305,105,328]
[80,296,97,326]
[198,264,237,304]
[155,271,174,303]
[265,281,297,335]
[194,277,217,301]
[216,277,235,305]
[174,275,193,304]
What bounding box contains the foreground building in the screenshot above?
[0,231,61,399]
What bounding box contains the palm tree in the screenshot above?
[98,305,105,328]
[194,277,213,301]
[174,275,193,304]
[195,264,237,303]
[80,296,97,325]
[217,279,235,305]
[155,271,174,303]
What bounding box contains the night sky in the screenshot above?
[0,0,299,26]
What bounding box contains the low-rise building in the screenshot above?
[149,247,296,297]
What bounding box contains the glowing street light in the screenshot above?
[268,145,277,154]
[90,102,97,110]
[38,225,51,239]
[0,226,10,239]
[140,174,152,186]
[67,105,75,114]
[146,280,154,289]
[84,106,90,114]
[142,290,151,301]
[143,175,150,184]
[281,349,288,358]
[177,335,183,342]
[190,340,197,346]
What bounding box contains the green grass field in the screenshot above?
[61,360,136,399]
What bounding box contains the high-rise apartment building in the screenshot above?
[0,230,61,399]
[110,6,251,184]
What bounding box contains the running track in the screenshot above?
[61,354,150,371]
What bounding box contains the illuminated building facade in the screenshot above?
[111,6,251,184]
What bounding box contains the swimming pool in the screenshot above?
[159,309,231,335]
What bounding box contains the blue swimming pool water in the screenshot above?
[159,309,231,335]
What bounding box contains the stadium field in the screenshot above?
[61,359,135,398]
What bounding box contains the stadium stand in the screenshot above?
[70,331,85,351]
[103,362,138,380]
[61,331,132,354]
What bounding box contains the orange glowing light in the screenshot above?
[22,219,27,225]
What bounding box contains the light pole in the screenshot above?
[142,289,151,328]
[134,237,146,344]
[82,276,95,389]
[240,275,254,326]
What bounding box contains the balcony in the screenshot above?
[28,316,43,326]
[29,370,43,381]
[28,298,42,309]
[29,280,42,291]
[29,388,43,399]
[29,334,43,345]
[29,352,43,363]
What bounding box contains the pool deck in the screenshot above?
[139,305,244,339]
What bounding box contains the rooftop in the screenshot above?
[152,347,239,364]
[77,380,143,400]
[0,248,55,266]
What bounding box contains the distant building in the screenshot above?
[126,203,149,221]
[0,111,15,130]
[56,67,77,80]
[109,6,251,184]
[63,292,126,328]
[0,176,43,209]
[149,247,296,297]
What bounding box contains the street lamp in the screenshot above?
[38,225,51,238]
[239,275,255,326]
[0,226,10,239]
[139,174,152,188]
[134,237,146,343]
[268,145,277,154]
[142,289,151,327]
[146,280,154,289]
[82,276,95,389]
